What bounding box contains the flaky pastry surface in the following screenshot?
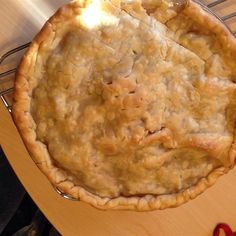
[13,0,236,210]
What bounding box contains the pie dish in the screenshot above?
[13,0,236,211]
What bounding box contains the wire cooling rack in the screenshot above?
[0,0,236,200]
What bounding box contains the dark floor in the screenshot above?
[0,147,60,236]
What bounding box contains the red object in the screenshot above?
[214,223,236,236]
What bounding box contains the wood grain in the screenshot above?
[1,1,236,235]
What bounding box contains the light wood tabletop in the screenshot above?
[1,1,236,236]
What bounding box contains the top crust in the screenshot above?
[13,0,236,211]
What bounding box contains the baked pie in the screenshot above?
[13,0,236,211]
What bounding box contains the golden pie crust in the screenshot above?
[13,0,236,211]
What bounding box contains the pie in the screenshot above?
[13,0,236,211]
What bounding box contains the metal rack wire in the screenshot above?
[0,0,236,200]
[0,43,31,112]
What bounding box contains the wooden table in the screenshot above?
[1,1,236,235]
